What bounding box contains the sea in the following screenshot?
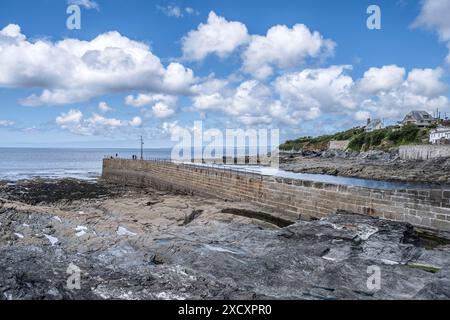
[0,148,172,181]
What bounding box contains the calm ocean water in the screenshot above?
[0,148,172,181]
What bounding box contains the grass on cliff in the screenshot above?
[280,124,431,152]
[280,127,364,151]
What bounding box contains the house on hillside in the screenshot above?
[401,111,436,128]
[440,119,450,127]
[365,118,384,132]
[429,127,450,145]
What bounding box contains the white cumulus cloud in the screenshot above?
[357,65,406,94]
[406,67,447,97]
[129,116,142,127]
[275,65,356,116]
[125,93,178,118]
[357,67,449,119]
[181,13,335,80]
[125,93,178,108]
[182,11,250,61]
[0,120,15,127]
[0,24,195,106]
[189,64,450,127]
[189,77,298,125]
[354,110,371,122]
[98,101,113,113]
[242,24,335,79]
[56,109,142,136]
[152,102,176,118]
[56,109,83,126]
[413,0,450,64]
[158,5,199,18]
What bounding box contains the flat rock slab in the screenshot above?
[1,179,450,300]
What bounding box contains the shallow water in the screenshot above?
[186,163,447,191]
[0,148,171,181]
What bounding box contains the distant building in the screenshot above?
[365,118,384,132]
[429,127,450,145]
[401,111,436,128]
[440,119,450,127]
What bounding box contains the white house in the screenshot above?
[429,127,450,144]
[365,118,384,132]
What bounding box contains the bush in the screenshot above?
[347,129,388,151]
[370,129,389,146]
[348,133,366,151]
[387,124,420,145]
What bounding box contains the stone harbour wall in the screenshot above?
[399,145,450,160]
[102,159,450,232]
[328,140,350,151]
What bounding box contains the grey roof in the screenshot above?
[404,111,434,122]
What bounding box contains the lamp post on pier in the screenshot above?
[140,135,144,160]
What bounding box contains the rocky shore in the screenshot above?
[280,150,450,184]
[1,178,450,300]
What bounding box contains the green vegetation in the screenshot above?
[280,124,431,152]
[280,127,364,151]
[348,124,428,151]
[407,263,441,274]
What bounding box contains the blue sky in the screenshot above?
[0,0,449,147]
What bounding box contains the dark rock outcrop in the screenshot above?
[1,179,450,300]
